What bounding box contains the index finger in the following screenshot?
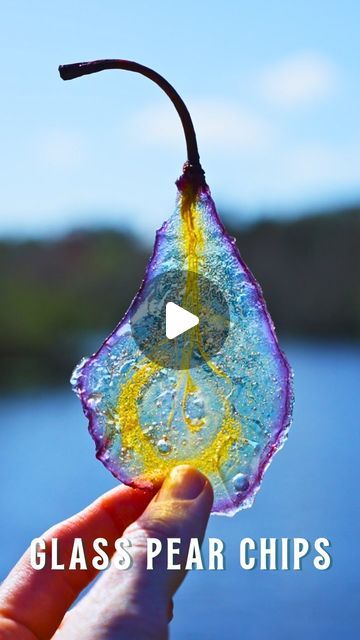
[0,483,156,640]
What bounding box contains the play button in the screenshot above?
[166,302,199,339]
[130,269,230,370]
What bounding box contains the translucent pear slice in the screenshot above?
[72,171,293,515]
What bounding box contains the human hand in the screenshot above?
[0,465,213,639]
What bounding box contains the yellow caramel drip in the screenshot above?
[116,184,242,484]
[118,357,240,483]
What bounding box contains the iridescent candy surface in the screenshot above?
[72,168,293,515]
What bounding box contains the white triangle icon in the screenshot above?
[165,302,199,340]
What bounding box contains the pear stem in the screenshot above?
[59,59,205,184]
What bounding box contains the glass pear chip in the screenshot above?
[61,58,293,515]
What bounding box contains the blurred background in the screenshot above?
[0,1,359,638]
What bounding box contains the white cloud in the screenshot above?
[127,99,274,153]
[259,53,338,107]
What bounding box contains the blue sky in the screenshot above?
[0,1,359,239]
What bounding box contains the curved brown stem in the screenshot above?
[59,59,205,184]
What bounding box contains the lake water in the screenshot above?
[0,341,359,639]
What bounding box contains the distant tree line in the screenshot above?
[0,205,359,389]
[228,207,360,337]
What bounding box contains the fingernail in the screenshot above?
[162,465,207,500]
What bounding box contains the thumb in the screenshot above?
[58,466,213,640]
[126,464,214,599]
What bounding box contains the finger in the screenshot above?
[0,483,155,640]
[167,598,174,622]
[57,466,213,640]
